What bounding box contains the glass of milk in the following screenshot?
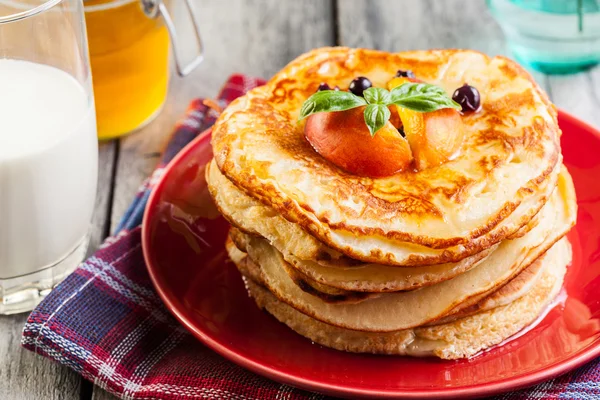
[0,0,98,314]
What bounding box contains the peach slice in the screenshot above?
[397,107,464,170]
[304,107,413,177]
[387,76,421,88]
[388,78,465,171]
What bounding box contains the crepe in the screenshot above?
[224,169,575,332]
[229,228,544,309]
[429,252,547,325]
[243,237,569,360]
[230,227,544,309]
[211,47,561,266]
[207,158,560,268]
[228,226,494,294]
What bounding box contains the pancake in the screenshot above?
[242,237,570,360]
[429,251,546,325]
[507,205,542,239]
[228,227,375,303]
[281,263,377,304]
[211,47,561,266]
[229,228,545,311]
[224,170,575,332]
[207,159,559,267]
[226,237,262,287]
[228,226,494,293]
[226,235,247,266]
[228,235,377,304]
[206,160,560,268]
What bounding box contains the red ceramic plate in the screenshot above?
[142,110,600,399]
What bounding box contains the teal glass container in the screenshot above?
[487,0,600,74]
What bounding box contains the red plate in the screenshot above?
[142,110,600,399]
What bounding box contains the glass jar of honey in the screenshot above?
[84,0,203,140]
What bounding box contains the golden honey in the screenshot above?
[85,0,169,140]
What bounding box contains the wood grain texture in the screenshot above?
[336,0,551,93]
[0,314,82,400]
[338,0,505,56]
[548,67,600,127]
[91,387,116,400]
[90,142,118,252]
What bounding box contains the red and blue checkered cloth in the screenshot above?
[21,75,600,400]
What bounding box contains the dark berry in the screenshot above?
[317,83,331,91]
[452,83,481,113]
[396,70,415,79]
[317,83,341,92]
[349,76,372,97]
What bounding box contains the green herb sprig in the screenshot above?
[299,82,461,136]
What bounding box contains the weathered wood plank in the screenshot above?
[0,141,117,400]
[336,0,551,93]
[91,387,116,400]
[0,314,82,400]
[548,67,600,127]
[338,0,506,57]
[90,142,118,253]
[109,0,336,232]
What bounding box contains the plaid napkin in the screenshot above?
[21,74,600,400]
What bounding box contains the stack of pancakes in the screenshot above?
[206,48,577,360]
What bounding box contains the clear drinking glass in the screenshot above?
[0,0,98,314]
[487,0,600,74]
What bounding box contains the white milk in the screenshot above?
[0,59,98,279]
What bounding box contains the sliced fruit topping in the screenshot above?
[349,76,372,97]
[387,76,420,89]
[304,107,412,177]
[317,83,340,92]
[452,83,481,113]
[396,107,464,170]
[389,77,465,170]
[299,75,463,176]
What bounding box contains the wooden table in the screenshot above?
[1,1,598,399]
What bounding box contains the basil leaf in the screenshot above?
[363,104,391,136]
[390,82,461,112]
[363,87,391,105]
[299,90,367,120]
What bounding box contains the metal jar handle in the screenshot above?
[141,0,204,77]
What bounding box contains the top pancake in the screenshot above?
[211,47,561,265]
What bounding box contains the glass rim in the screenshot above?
[84,0,136,12]
[0,0,63,24]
